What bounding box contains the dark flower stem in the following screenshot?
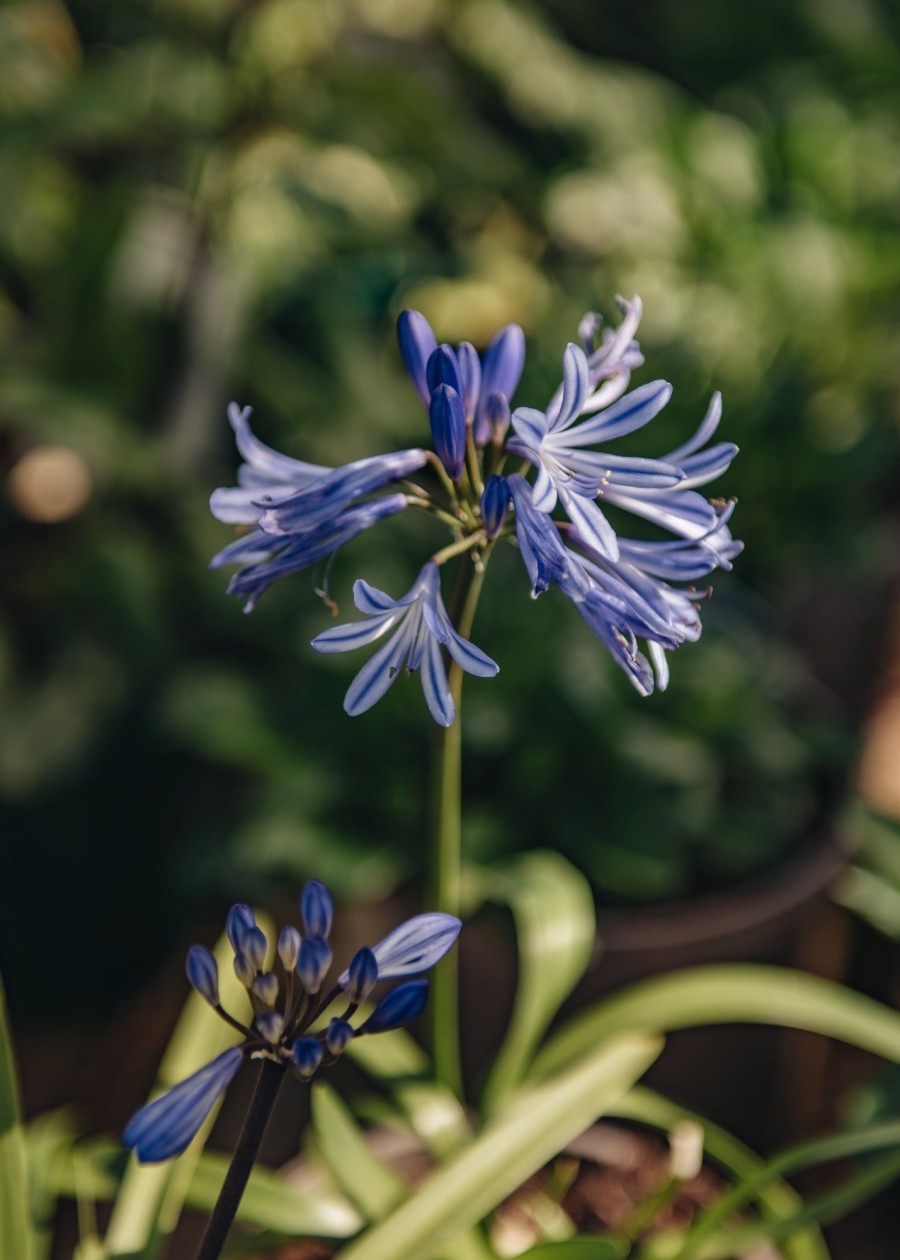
[428,550,490,1097]
[196,1058,285,1260]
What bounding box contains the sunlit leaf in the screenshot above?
[476,852,596,1112]
[337,1033,661,1260]
[533,965,900,1079]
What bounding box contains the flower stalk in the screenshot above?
[196,1059,285,1260]
[428,553,489,1095]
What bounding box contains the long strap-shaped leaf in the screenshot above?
[336,1032,662,1260]
[0,972,35,1260]
[611,1088,829,1260]
[475,852,596,1113]
[348,1029,471,1158]
[533,964,900,1078]
[311,1084,408,1221]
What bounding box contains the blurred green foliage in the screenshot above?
[2,0,899,1011]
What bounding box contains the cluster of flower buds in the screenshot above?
[123,881,461,1163]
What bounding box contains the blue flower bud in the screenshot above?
[255,1011,284,1044]
[243,926,268,971]
[429,384,466,482]
[300,880,333,939]
[456,342,481,425]
[346,947,378,1004]
[226,904,256,954]
[480,475,511,541]
[186,946,219,1007]
[426,344,461,397]
[325,1018,354,1056]
[233,953,255,989]
[291,1036,324,1079]
[397,310,438,405]
[252,972,279,1007]
[484,390,511,446]
[361,980,429,1035]
[277,925,301,971]
[297,936,332,994]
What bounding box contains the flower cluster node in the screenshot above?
[123,881,461,1163]
[210,297,741,719]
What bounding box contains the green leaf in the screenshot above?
[348,1030,471,1158]
[516,1240,625,1260]
[310,1083,407,1221]
[533,965,900,1079]
[665,1120,900,1260]
[186,1151,362,1238]
[104,915,273,1259]
[476,852,596,1112]
[337,1032,662,1260]
[611,1088,829,1260]
[0,972,35,1260]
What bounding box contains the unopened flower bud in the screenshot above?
[186,946,219,1007]
[480,475,511,540]
[291,1036,324,1079]
[255,1011,284,1044]
[225,904,255,954]
[485,391,510,446]
[346,946,378,1005]
[326,1018,354,1056]
[277,925,301,971]
[297,936,332,994]
[361,980,429,1034]
[429,384,466,482]
[244,926,268,971]
[233,953,254,989]
[300,880,333,940]
[252,972,279,1007]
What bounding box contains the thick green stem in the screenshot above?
[427,553,489,1096]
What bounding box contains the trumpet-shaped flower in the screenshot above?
[124,880,461,1164]
[311,563,498,726]
[123,1048,244,1164]
[216,494,409,612]
[508,343,684,560]
[507,475,740,695]
[210,404,427,608]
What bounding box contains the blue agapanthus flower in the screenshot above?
[209,296,741,716]
[311,562,498,726]
[123,881,460,1163]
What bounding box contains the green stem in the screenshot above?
[427,551,490,1097]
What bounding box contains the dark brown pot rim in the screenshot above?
[596,821,851,956]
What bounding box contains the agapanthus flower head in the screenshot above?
[311,563,499,726]
[210,295,740,713]
[123,884,461,1164]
